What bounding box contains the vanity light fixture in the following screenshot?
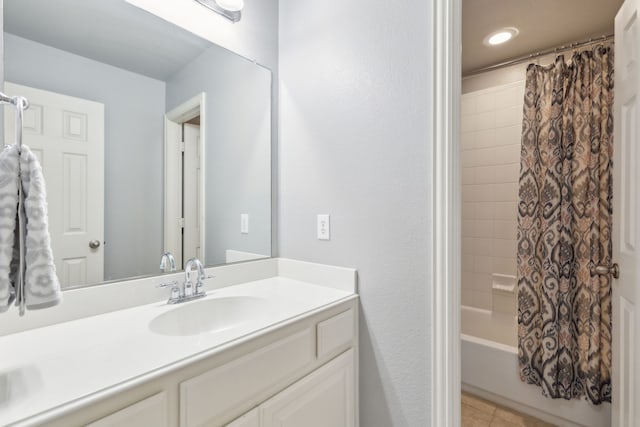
[195,0,244,23]
[483,27,519,46]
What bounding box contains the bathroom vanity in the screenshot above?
[0,259,358,427]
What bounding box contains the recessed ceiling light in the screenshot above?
[483,28,519,46]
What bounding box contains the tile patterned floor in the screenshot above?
[461,392,557,427]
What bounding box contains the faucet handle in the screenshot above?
[156,280,178,288]
[195,275,214,295]
[157,280,180,301]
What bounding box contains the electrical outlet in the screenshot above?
[317,214,330,240]
[241,214,249,234]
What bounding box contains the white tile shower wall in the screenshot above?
[461,80,524,310]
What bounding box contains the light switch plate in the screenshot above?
[317,214,330,240]
[241,214,249,234]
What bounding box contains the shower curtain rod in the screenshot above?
[463,33,614,77]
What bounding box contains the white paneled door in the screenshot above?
[4,82,105,288]
[614,1,640,426]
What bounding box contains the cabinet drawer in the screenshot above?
[180,328,314,426]
[85,392,168,427]
[317,309,355,359]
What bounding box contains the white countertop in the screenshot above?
[0,276,355,426]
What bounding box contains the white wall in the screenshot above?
[279,1,432,425]
[459,56,561,313]
[462,53,557,94]
[460,81,523,312]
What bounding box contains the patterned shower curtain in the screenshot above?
[517,45,614,405]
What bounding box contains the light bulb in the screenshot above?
[215,0,244,12]
[483,28,519,47]
[488,32,513,45]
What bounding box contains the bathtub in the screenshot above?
[461,305,611,427]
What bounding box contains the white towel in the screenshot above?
[0,144,61,313]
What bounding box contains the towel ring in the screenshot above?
[13,96,29,111]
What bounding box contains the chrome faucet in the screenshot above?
[158,257,210,304]
[159,252,177,273]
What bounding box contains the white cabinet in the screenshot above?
[180,329,315,426]
[316,309,355,359]
[261,349,355,427]
[43,300,357,427]
[225,408,259,427]
[225,350,355,427]
[85,392,168,427]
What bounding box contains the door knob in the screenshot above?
[593,263,619,279]
[89,240,101,249]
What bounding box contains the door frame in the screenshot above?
[164,93,207,268]
[434,3,627,426]
[431,0,461,426]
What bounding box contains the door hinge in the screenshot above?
[180,141,186,152]
[178,218,185,228]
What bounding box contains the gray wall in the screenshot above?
[279,1,432,426]
[127,0,280,258]
[4,33,166,282]
[166,45,272,266]
[0,0,3,141]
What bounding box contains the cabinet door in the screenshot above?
[180,329,314,426]
[225,408,259,427]
[85,392,168,427]
[261,349,355,427]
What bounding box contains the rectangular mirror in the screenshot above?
[2,0,272,289]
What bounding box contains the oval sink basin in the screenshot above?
[149,296,271,336]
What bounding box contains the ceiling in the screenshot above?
[4,0,212,81]
[462,0,624,75]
